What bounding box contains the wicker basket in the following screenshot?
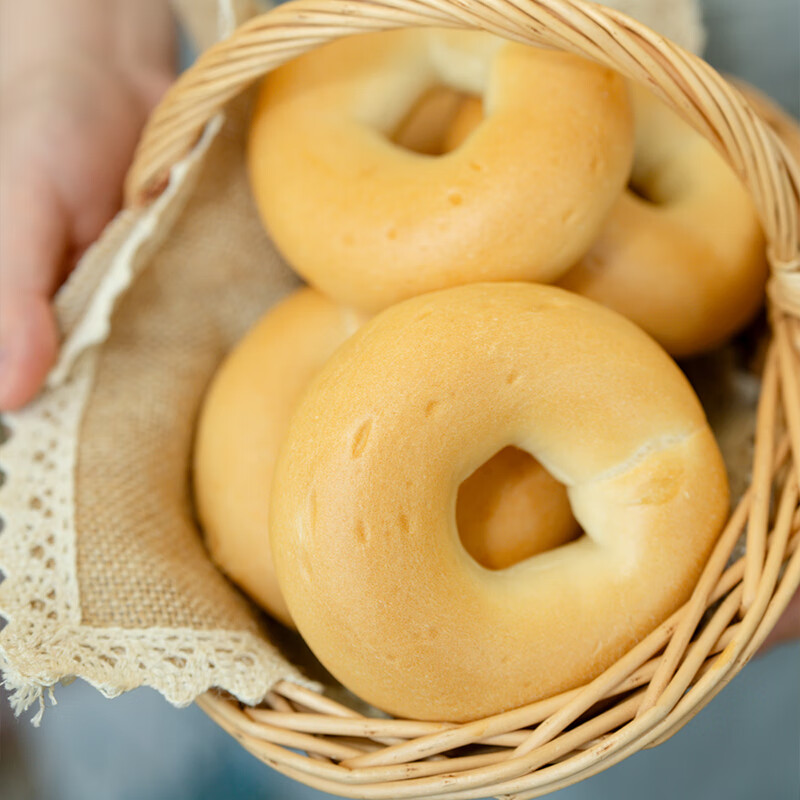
[125,1,800,798]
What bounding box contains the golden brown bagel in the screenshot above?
[558,83,768,356]
[270,283,729,722]
[194,289,578,620]
[193,289,360,627]
[249,29,633,313]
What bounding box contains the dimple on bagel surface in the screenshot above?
[270,283,730,723]
[248,29,633,313]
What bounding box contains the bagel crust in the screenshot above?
[270,283,729,722]
[249,29,633,312]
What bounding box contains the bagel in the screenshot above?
[270,283,729,722]
[193,289,361,627]
[558,82,768,356]
[194,289,578,622]
[249,29,634,313]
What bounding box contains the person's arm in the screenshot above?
[0,0,176,410]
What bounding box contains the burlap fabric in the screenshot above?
[0,0,708,723]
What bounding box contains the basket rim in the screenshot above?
[126,0,800,319]
[119,1,800,797]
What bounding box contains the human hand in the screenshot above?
[0,0,175,410]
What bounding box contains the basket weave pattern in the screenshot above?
[127,2,800,798]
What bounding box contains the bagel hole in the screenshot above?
[456,447,582,571]
[390,86,483,156]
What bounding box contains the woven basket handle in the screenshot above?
[126,0,800,316]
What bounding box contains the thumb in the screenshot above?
[0,167,66,410]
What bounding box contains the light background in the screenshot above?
[2,0,799,798]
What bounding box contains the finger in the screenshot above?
[0,289,59,411]
[129,66,174,114]
[0,160,68,409]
